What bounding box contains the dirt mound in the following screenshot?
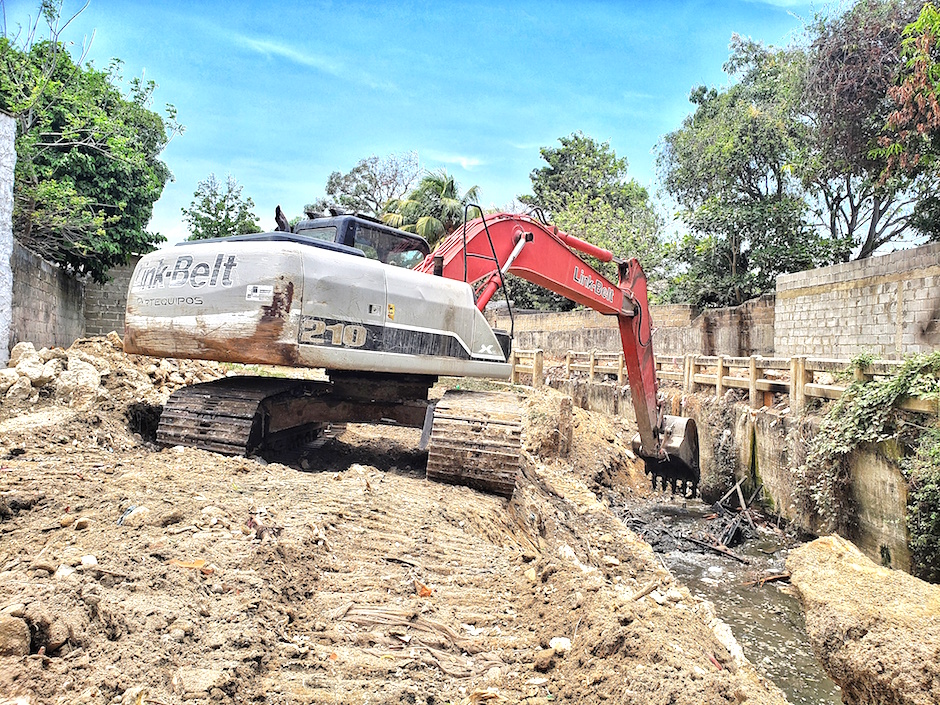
[0,339,788,704]
[788,535,940,705]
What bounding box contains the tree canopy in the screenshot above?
[657,1,936,307]
[382,170,481,246]
[316,152,420,217]
[0,3,179,282]
[182,174,260,240]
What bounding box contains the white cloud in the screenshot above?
[233,34,396,91]
[424,150,484,171]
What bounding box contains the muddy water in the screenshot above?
[621,499,843,705]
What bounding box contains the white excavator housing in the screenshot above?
[124,235,511,380]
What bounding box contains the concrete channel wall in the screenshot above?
[548,377,912,573]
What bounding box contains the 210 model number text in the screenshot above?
[299,316,369,348]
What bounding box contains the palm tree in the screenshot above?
[382,170,481,246]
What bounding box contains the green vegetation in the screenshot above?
[182,173,259,240]
[796,352,940,580]
[1,1,180,282]
[382,170,481,246]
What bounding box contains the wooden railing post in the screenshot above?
[748,355,760,409]
[533,349,544,388]
[589,350,596,383]
[565,350,573,379]
[790,355,811,416]
[683,354,694,393]
[716,355,726,398]
[509,350,518,385]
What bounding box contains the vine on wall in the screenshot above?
[795,352,940,580]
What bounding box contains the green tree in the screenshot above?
[658,38,823,307]
[182,174,260,240]
[382,169,480,246]
[875,3,940,237]
[802,0,927,258]
[319,152,419,217]
[0,2,180,282]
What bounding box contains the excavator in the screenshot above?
[123,211,699,497]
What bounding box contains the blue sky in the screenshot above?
[4,0,820,245]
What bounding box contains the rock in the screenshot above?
[15,354,45,384]
[38,347,67,363]
[120,686,148,705]
[74,516,92,530]
[788,535,940,705]
[172,667,226,694]
[121,506,151,527]
[54,357,102,408]
[5,376,34,401]
[0,368,19,394]
[0,615,30,656]
[8,342,36,367]
[106,331,124,350]
[80,555,98,569]
[0,603,25,618]
[524,567,538,583]
[602,555,620,567]
[54,565,77,582]
[31,559,55,573]
[533,648,555,672]
[549,636,571,654]
[46,617,71,652]
[38,358,65,386]
[59,514,75,528]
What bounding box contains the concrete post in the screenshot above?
[790,355,810,416]
[748,355,760,409]
[589,350,596,383]
[716,355,726,398]
[533,349,544,388]
[0,113,14,365]
[565,350,573,379]
[508,350,517,385]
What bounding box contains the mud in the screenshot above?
[0,337,790,704]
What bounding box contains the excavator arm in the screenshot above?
[416,212,699,494]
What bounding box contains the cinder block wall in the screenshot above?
[10,242,84,349]
[84,256,139,337]
[775,243,940,359]
[487,299,774,358]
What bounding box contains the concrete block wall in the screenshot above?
[775,243,940,359]
[11,242,85,349]
[84,256,139,337]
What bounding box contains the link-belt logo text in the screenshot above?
[572,266,615,303]
[133,254,237,290]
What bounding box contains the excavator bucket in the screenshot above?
[633,415,700,497]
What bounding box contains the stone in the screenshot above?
[54,357,101,409]
[38,358,65,385]
[74,516,92,530]
[524,567,538,582]
[549,636,571,654]
[5,376,33,401]
[0,615,30,656]
[15,354,45,384]
[120,686,148,705]
[59,514,75,528]
[80,555,98,569]
[54,565,77,582]
[8,342,36,367]
[533,648,555,672]
[121,506,151,527]
[172,667,226,694]
[0,368,18,394]
[0,603,25,618]
[46,617,71,652]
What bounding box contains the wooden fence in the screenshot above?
[509,349,939,416]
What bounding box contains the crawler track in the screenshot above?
[157,377,328,455]
[425,390,524,498]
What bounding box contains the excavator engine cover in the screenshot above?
[633,415,699,497]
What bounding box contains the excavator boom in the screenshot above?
[417,212,699,494]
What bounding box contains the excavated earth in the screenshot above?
[0,335,791,705]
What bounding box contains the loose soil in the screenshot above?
[0,338,788,704]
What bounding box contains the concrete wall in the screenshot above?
[84,256,138,337]
[488,296,775,358]
[775,243,940,359]
[10,242,85,349]
[549,377,913,573]
[0,114,14,364]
